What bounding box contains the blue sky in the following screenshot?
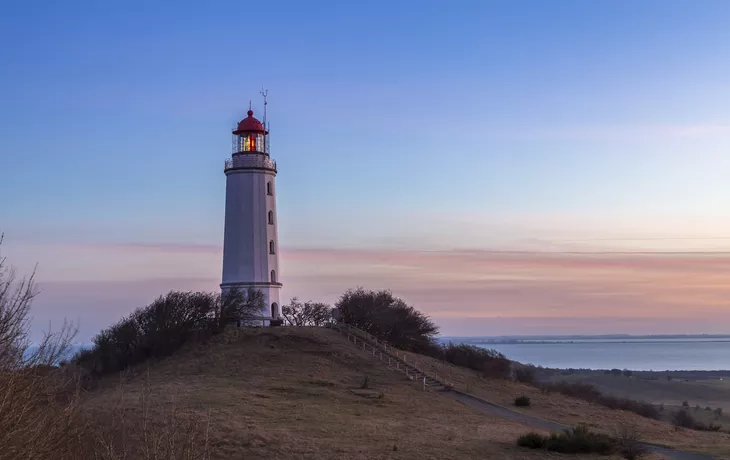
[2,0,730,340]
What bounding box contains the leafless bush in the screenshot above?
[672,409,722,432]
[75,287,264,377]
[614,423,647,460]
[0,234,84,460]
[282,297,332,326]
[0,236,215,459]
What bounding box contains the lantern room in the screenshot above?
[232,109,269,154]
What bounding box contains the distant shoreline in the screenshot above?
[439,335,730,372]
[440,334,730,342]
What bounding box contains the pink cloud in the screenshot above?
[19,245,730,340]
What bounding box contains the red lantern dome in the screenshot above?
[233,110,267,134]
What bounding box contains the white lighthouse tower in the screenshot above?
[221,101,282,323]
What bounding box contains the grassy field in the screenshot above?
[543,372,730,431]
[83,327,583,460]
[549,372,730,409]
[387,347,730,458]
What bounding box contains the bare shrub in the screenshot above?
[0,235,83,460]
[282,297,332,326]
[75,288,264,377]
[517,432,547,449]
[517,425,615,455]
[672,409,722,432]
[614,423,647,460]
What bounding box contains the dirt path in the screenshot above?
[441,390,714,460]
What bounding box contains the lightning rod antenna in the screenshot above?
[260,87,268,130]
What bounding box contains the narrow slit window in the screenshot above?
[271,270,276,283]
[269,240,275,254]
[267,182,273,195]
[268,211,274,225]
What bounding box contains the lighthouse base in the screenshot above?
[220,281,282,326]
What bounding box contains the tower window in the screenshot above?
[267,181,273,195]
[269,240,275,254]
[268,210,274,225]
[271,270,276,283]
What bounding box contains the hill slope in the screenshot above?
[84,327,577,460]
[388,347,730,458]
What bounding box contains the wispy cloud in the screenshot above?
[22,244,730,340]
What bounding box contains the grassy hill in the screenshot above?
[78,326,730,459]
[83,327,560,459]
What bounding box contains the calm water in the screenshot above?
[472,339,730,371]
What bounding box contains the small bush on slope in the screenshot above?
[517,432,546,449]
[517,425,616,456]
[673,409,722,432]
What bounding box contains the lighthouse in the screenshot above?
[221,102,282,323]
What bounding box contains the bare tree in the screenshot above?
[0,233,76,370]
[282,297,332,326]
[0,234,83,459]
[220,287,266,327]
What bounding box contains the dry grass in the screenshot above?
[0,368,86,459]
[387,347,730,458]
[82,327,588,460]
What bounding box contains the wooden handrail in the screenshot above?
[327,322,449,390]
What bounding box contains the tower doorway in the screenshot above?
[271,302,278,319]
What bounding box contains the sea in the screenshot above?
[446,337,730,371]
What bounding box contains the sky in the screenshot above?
[2,0,730,342]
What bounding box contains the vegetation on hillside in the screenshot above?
[336,287,439,352]
[0,235,83,459]
[517,424,646,459]
[434,342,512,378]
[74,287,264,377]
[281,297,332,326]
[334,287,512,378]
[536,381,660,420]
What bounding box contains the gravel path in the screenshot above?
[441,390,714,460]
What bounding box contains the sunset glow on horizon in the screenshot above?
[3,0,730,342]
